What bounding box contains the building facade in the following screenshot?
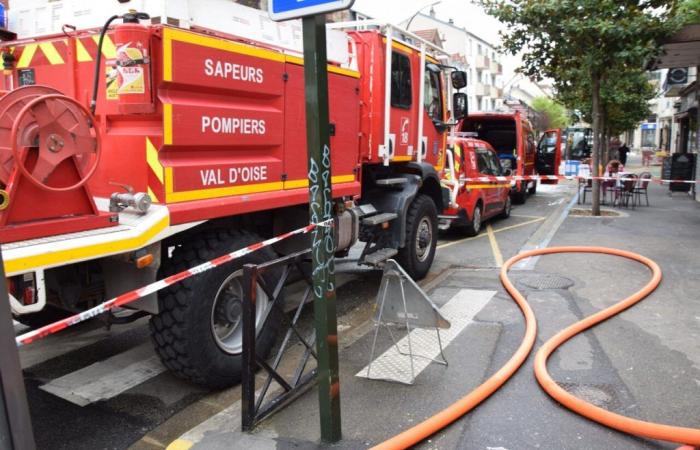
[403,11,504,113]
[628,67,697,154]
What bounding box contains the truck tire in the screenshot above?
[498,195,512,219]
[462,203,482,237]
[150,229,282,389]
[397,194,438,280]
[528,180,537,195]
[512,182,527,205]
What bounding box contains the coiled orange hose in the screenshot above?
[372,246,700,449]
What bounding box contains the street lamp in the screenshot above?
[405,1,442,30]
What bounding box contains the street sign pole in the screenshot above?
[302,14,341,443]
[0,248,36,450]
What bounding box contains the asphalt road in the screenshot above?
[17,178,699,450]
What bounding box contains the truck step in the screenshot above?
[362,212,398,226]
[375,177,407,187]
[364,248,399,266]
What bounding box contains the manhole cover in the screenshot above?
[518,274,574,290]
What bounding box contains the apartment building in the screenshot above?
[403,10,504,113]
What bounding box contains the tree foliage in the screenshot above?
[679,0,700,23]
[531,97,570,130]
[480,0,682,214]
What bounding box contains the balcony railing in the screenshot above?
[474,82,489,96]
[490,61,502,74]
[474,55,490,70]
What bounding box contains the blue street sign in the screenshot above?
[269,0,355,21]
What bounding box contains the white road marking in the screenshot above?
[515,189,579,271]
[18,318,147,369]
[40,342,165,406]
[356,289,496,383]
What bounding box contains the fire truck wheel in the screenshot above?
[150,230,282,389]
[512,183,528,205]
[528,181,538,195]
[498,195,512,219]
[463,203,482,237]
[398,195,438,280]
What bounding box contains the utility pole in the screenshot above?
[301,14,341,443]
[268,0,354,443]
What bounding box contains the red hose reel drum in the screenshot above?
[0,85,100,190]
[0,85,116,244]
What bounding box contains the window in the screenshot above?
[424,66,443,121]
[391,52,412,109]
[476,148,501,175]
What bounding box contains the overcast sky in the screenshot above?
[351,0,505,45]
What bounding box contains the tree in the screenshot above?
[554,67,656,161]
[531,97,570,131]
[481,0,681,215]
[679,0,700,23]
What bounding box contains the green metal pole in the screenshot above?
[301,14,341,443]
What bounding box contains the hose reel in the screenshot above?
[0,85,101,193]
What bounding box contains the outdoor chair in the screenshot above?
[618,174,638,208]
[633,172,652,206]
[579,177,593,204]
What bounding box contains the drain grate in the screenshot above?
[518,274,574,290]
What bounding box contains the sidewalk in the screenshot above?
[167,179,700,450]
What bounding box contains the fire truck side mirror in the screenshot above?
[453,93,468,121]
[451,71,468,90]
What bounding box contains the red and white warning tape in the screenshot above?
[15,219,333,347]
[460,175,699,184]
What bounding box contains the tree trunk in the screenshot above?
[591,73,601,216]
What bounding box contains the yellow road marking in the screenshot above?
[486,224,504,267]
[437,216,546,250]
[166,439,193,450]
[510,214,545,220]
[140,435,166,448]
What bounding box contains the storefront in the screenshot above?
[675,81,698,154]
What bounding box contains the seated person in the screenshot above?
[603,160,624,200]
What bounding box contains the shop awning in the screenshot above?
[649,24,700,69]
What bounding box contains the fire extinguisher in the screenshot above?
[114,12,154,114]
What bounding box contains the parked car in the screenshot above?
[460,111,537,203]
[440,137,512,236]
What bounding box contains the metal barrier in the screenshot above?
[0,248,36,450]
[241,250,318,431]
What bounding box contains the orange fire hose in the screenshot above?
[372,246,700,449]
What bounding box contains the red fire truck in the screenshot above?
[440,136,512,235]
[460,111,537,203]
[0,4,467,387]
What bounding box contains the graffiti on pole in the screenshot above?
[308,144,335,299]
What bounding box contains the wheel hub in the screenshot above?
[415,217,433,262]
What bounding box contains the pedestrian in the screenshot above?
[618,143,630,166]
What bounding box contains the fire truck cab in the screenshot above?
[0,2,467,388]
